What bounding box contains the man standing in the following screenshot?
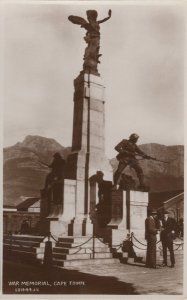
[114,133,150,189]
[160,209,177,268]
[145,210,159,269]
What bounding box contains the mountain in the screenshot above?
[3,135,71,206]
[3,136,184,207]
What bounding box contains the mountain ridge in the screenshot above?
[3,135,184,207]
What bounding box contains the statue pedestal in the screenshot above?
[40,179,76,236]
[108,190,149,255]
[129,191,149,257]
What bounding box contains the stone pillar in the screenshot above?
[40,72,113,237]
[65,72,113,236]
[108,190,129,247]
[39,179,76,237]
[108,190,149,254]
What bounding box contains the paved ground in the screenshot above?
[70,254,183,295]
[3,254,183,295]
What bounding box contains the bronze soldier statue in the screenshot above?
[113,133,151,189]
[44,152,65,190]
[68,9,112,75]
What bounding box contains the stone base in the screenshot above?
[39,217,93,238]
[110,228,129,249]
[130,229,147,259]
[37,219,66,237]
[71,217,93,237]
[107,189,149,253]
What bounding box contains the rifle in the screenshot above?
[140,155,172,164]
[37,159,50,168]
[116,151,173,164]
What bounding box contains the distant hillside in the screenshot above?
[3,136,184,206]
[3,135,71,206]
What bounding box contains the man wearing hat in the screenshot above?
[145,209,159,268]
[113,133,151,189]
[160,209,177,268]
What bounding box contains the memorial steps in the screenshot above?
[3,234,183,268]
[3,234,119,267]
[3,234,46,264]
[51,236,119,267]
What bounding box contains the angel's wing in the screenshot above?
[68,15,88,27]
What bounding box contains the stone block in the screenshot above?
[90,99,104,112]
[84,73,104,86]
[108,190,149,256]
[90,120,104,137]
[129,190,149,205]
[90,135,104,149]
[108,190,126,228]
[90,110,103,123]
[59,179,76,221]
[130,206,147,230]
[111,228,127,249]
[76,166,85,181]
[51,220,69,237]
[129,191,148,231]
[128,257,135,264]
[90,85,105,101]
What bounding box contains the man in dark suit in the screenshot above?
[160,209,177,268]
[145,210,159,268]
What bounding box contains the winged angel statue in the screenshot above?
[68,9,112,75]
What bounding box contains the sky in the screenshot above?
[3,1,185,158]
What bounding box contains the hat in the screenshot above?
[148,209,157,215]
[151,210,157,215]
[129,133,139,140]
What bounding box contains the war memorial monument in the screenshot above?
[37,9,150,265]
[3,5,184,296]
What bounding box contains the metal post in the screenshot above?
[92,219,95,259]
[43,232,53,268]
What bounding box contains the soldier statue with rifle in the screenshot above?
[113,133,169,190]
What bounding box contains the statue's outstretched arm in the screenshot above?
[98,9,112,24]
[68,15,88,28]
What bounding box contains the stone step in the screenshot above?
[53,246,110,255]
[56,239,107,249]
[53,257,120,267]
[3,244,42,254]
[3,238,42,247]
[3,235,44,242]
[58,236,108,245]
[52,252,113,260]
[3,248,44,260]
[58,236,94,243]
